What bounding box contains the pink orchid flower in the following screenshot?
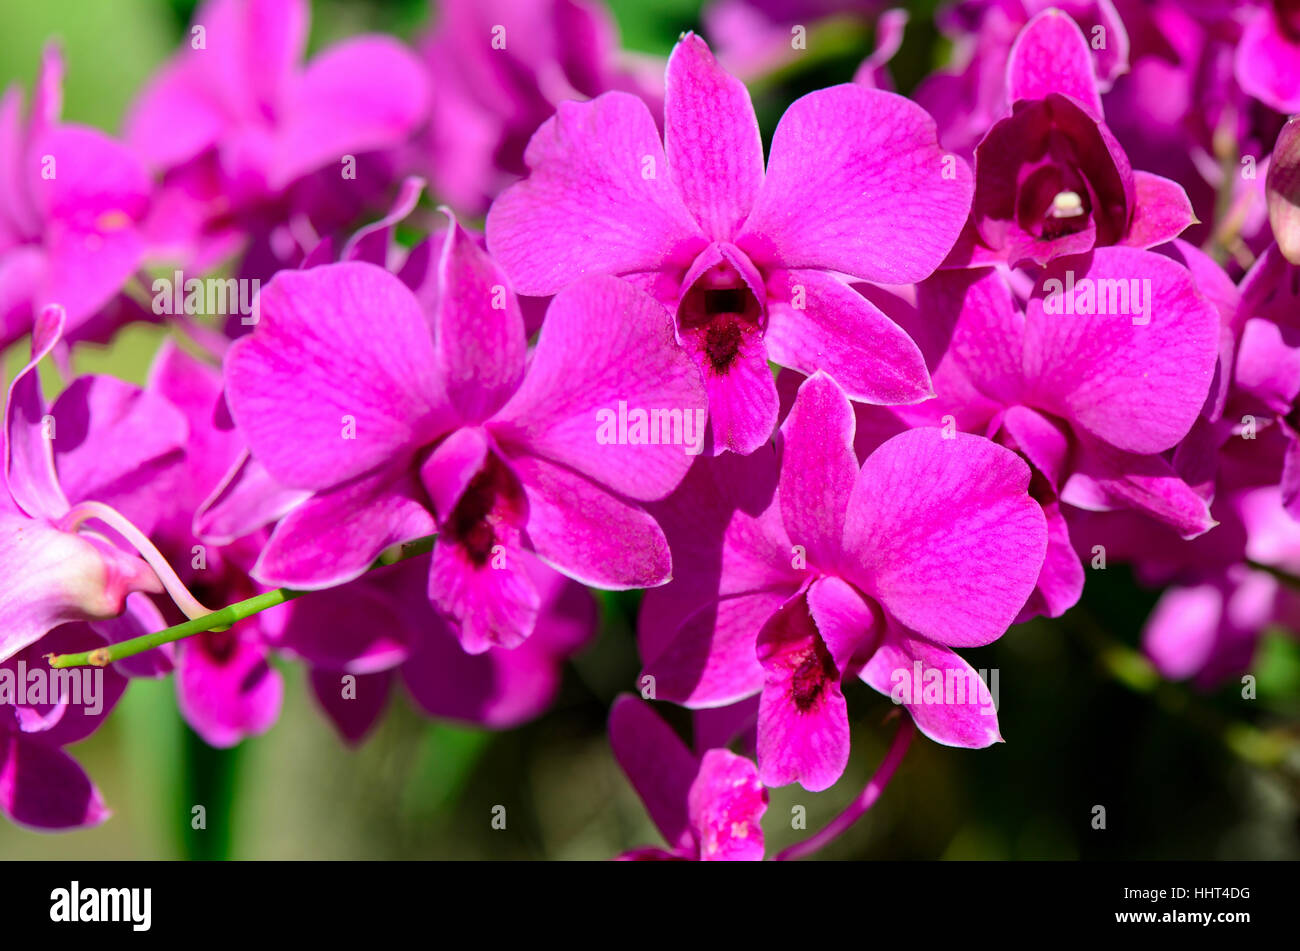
[610,695,768,861]
[224,215,705,653]
[640,372,1047,790]
[487,32,973,454]
[1,306,189,664]
[126,0,429,274]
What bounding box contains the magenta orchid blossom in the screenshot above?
[640,372,1047,790]
[487,32,973,454]
[224,215,705,653]
[0,45,149,350]
[0,305,193,665]
[947,8,1192,268]
[916,0,1130,157]
[870,247,1221,619]
[610,695,768,860]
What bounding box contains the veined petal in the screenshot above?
[739,85,972,283]
[665,33,764,241]
[224,262,453,492]
[485,92,702,295]
[842,429,1046,648]
[777,372,857,571]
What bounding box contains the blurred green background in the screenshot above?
[1,0,1298,860]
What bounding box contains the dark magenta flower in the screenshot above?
[916,0,1130,156]
[487,33,973,454]
[952,9,1193,268]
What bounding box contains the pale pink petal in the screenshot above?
[4,304,68,519]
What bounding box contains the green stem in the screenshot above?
[46,534,437,669]
[48,587,304,669]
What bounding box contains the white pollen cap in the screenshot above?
[1050,190,1085,218]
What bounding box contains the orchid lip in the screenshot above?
[676,245,767,376]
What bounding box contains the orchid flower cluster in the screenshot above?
[1,0,1298,860]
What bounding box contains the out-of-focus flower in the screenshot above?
[0,44,149,350]
[1142,487,1300,686]
[1,625,128,830]
[422,0,664,215]
[1235,0,1300,114]
[705,0,887,80]
[1267,117,1300,265]
[488,33,972,454]
[297,551,597,744]
[139,342,282,747]
[126,0,429,276]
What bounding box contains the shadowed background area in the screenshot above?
[1,0,1297,860]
